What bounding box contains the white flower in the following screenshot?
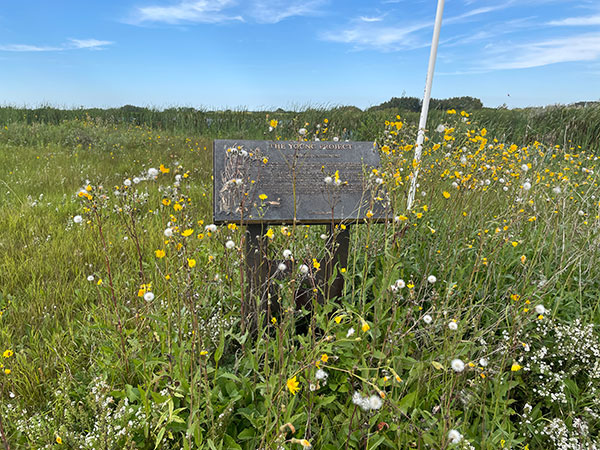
[234,178,243,186]
[320,234,328,240]
[460,155,467,165]
[451,359,465,372]
[240,150,248,157]
[395,279,406,289]
[87,275,94,282]
[298,128,307,136]
[333,136,339,142]
[133,177,141,184]
[427,275,437,284]
[521,164,529,172]
[283,249,292,260]
[164,228,173,238]
[324,176,333,184]
[277,262,287,272]
[499,178,505,183]
[535,304,546,315]
[124,178,132,186]
[452,181,458,188]
[299,264,309,275]
[225,240,235,249]
[479,358,488,367]
[147,168,159,177]
[315,369,328,380]
[73,215,83,224]
[423,314,433,324]
[352,391,363,406]
[334,178,342,186]
[448,429,463,444]
[522,182,531,190]
[346,327,355,338]
[368,395,383,410]
[578,210,585,216]
[503,186,509,192]
[205,224,217,233]
[448,321,458,331]
[436,124,446,133]
[375,177,383,185]
[144,292,155,302]
[552,186,561,194]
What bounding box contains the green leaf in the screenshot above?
[237,428,256,441]
[398,390,418,414]
[154,428,166,449]
[223,434,242,450]
[215,329,225,364]
[431,361,444,371]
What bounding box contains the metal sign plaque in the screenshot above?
[213,139,389,224]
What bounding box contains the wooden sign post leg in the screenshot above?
[245,224,266,332]
[325,224,350,300]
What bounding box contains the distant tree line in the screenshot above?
[369,96,483,112]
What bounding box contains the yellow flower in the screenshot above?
[97,278,103,286]
[265,228,274,239]
[312,259,320,270]
[340,268,346,273]
[415,212,423,219]
[85,184,92,192]
[361,321,370,332]
[162,198,171,206]
[334,315,345,324]
[442,191,451,199]
[259,194,268,201]
[227,223,237,230]
[159,164,170,174]
[56,436,63,445]
[155,249,166,258]
[199,350,208,356]
[511,241,519,247]
[263,157,269,164]
[3,369,10,375]
[271,317,277,325]
[520,255,527,264]
[511,363,522,372]
[366,210,373,218]
[182,228,193,237]
[287,376,300,395]
[269,119,278,128]
[173,203,183,211]
[320,354,328,363]
[187,258,196,268]
[396,215,408,221]
[2,350,13,358]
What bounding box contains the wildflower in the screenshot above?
[133,177,140,184]
[124,178,132,186]
[361,321,370,332]
[523,182,532,190]
[395,279,406,289]
[283,249,292,260]
[442,191,451,199]
[394,215,408,222]
[448,429,462,444]
[269,119,278,128]
[271,317,277,325]
[451,359,465,372]
[427,275,437,284]
[56,436,63,445]
[520,255,527,264]
[147,168,159,177]
[87,275,94,282]
[73,215,83,224]
[521,164,529,172]
[535,304,546,314]
[144,292,155,302]
[287,376,300,395]
[299,264,309,275]
[298,128,307,136]
[553,186,561,194]
[4,369,10,375]
[448,321,458,331]
[277,262,287,272]
[155,249,166,258]
[312,259,320,270]
[205,224,217,233]
[187,258,196,268]
[259,194,268,201]
[225,240,235,249]
[423,314,433,324]
[2,350,13,358]
[320,353,328,363]
[334,315,345,324]
[265,228,274,239]
[159,164,170,174]
[346,327,355,337]
[436,124,445,133]
[164,228,173,238]
[315,369,328,380]
[324,176,333,184]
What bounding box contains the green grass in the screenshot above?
[0,112,599,449]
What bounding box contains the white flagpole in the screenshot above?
[406,0,445,210]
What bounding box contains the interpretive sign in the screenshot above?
[213,139,389,224]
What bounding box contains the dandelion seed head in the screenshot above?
[448,321,458,331]
[448,429,463,444]
[225,240,235,249]
[73,215,83,224]
[299,264,309,275]
[283,249,292,260]
[144,292,155,302]
[277,262,287,272]
[423,314,433,324]
[451,359,465,372]
[427,275,437,284]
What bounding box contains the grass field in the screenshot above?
[0,107,599,449]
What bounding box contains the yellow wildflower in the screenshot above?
[155,249,166,258]
[287,376,300,395]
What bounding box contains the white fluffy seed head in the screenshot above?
[225,240,235,249]
[205,224,217,233]
[148,168,159,177]
[144,292,155,302]
[163,228,173,238]
[448,429,462,444]
[277,262,287,272]
[535,304,546,315]
[73,215,83,224]
[283,249,292,260]
[324,176,333,184]
[423,314,433,324]
[523,182,532,190]
[298,128,307,136]
[427,275,437,284]
[448,321,458,331]
[299,264,309,275]
[451,359,465,372]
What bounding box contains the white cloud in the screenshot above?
[0,39,112,52]
[548,15,600,26]
[321,21,430,51]
[131,0,325,25]
[487,33,600,69]
[359,16,383,23]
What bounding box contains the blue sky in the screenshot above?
[1,0,599,109]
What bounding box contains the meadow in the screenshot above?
[0,105,599,449]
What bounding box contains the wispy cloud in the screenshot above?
[321,21,431,51]
[548,15,600,26]
[486,33,600,69]
[0,38,112,52]
[130,0,326,25]
[133,0,241,25]
[359,16,383,23]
